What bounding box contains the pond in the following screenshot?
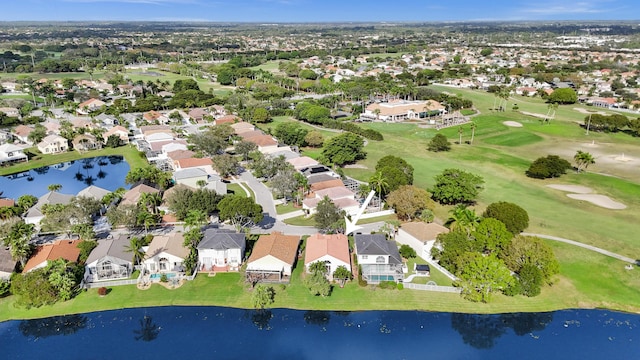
[0,307,637,359]
[0,156,130,199]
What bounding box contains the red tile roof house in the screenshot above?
[173,157,214,171]
[23,240,81,273]
[102,125,130,144]
[77,98,106,114]
[304,233,351,281]
[13,125,34,145]
[245,232,300,284]
[242,134,279,154]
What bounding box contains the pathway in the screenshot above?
[522,232,638,265]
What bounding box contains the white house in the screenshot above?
[354,234,403,284]
[142,233,189,276]
[197,228,246,272]
[0,144,27,165]
[84,235,133,282]
[37,134,68,154]
[397,222,449,260]
[24,191,74,225]
[304,233,351,280]
[173,168,209,189]
[246,232,300,283]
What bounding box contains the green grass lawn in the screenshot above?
[2,240,638,322]
[283,214,316,226]
[482,131,545,147]
[276,202,300,214]
[226,183,254,199]
[0,145,147,176]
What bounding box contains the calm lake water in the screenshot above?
[0,156,130,199]
[0,307,637,359]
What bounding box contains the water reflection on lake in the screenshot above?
[0,156,130,198]
[0,307,637,359]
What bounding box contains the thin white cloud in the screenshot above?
[519,0,619,15]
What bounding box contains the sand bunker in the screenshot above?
[503,121,523,127]
[573,107,608,115]
[546,184,593,194]
[520,111,548,119]
[566,194,627,210]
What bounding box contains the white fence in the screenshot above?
[85,279,138,288]
[426,260,458,281]
[403,283,461,293]
[360,209,395,219]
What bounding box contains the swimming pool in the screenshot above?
[150,273,177,280]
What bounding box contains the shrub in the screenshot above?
[399,244,417,259]
[526,155,572,179]
[160,274,168,283]
[397,283,404,290]
[427,133,451,152]
[483,201,529,234]
[378,281,398,289]
[97,287,107,296]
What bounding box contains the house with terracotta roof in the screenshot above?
[246,232,300,283]
[173,157,214,171]
[354,234,403,284]
[197,228,246,272]
[0,144,27,165]
[120,184,160,206]
[12,125,34,145]
[142,232,189,277]
[287,156,319,171]
[84,235,133,282]
[230,121,255,135]
[77,98,106,114]
[23,240,81,273]
[37,134,68,154]
[304,233,351,280]
[361,99,445,122]
[143,110,168,124]
[310,178,345,192]
[215,114,240,125]
[103,125,129,145]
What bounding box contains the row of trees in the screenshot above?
[434,203,557,302]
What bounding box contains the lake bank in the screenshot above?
[0,145,146,177]
[2,266,639,323]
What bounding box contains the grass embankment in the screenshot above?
[0,145,147,176]
[1,241,638,322]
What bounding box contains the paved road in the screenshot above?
[522,232,638,265]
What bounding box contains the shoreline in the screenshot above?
[2,274,639,322]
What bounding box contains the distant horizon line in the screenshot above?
[0,20,639,24]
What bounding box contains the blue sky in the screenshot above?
[1,0,637,22]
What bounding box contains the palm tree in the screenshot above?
[369,171,388,211]
[469,122,477,145]
[447,205,481,235]
[138,192,161,215]
[125,236,145,265]
[48,184,62,192]
[136,210,157,235]
[184,209,207,230]
[574,150,595,173]
[196,179,207,189]
[5,222,35,267]
[457,126,464,145]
